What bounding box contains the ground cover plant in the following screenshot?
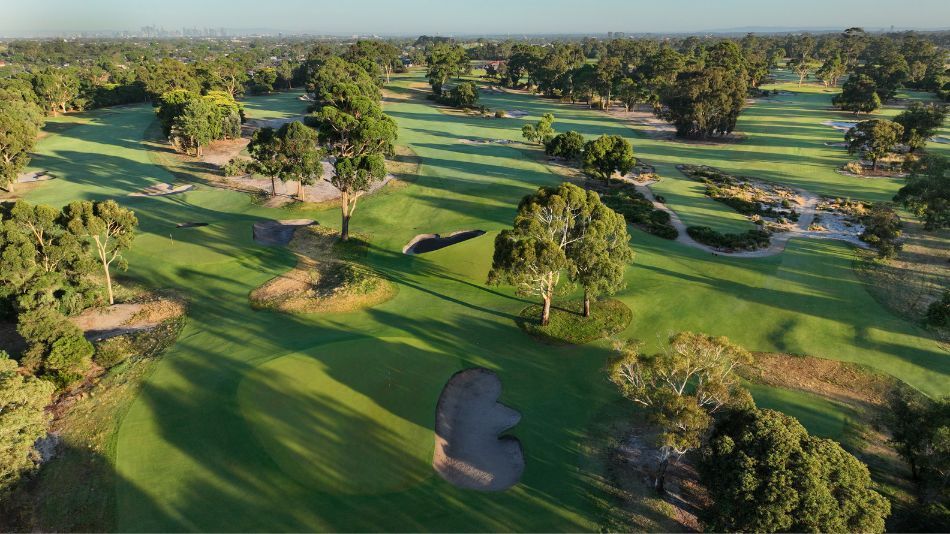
[4,67,947,532]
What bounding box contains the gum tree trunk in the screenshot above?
[583,288,591,318]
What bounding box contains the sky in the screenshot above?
[1,0,949,36]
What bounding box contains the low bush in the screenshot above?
[222,158,253,177]
[687,226,771,251]
[94,336,135,369]
[601,186,678,240]
[925,289,950,327]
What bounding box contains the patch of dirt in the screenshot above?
[69,297,185,341]
[252,219,315,246]
[433,368,524,491]
[403,230,486,254]
[200,137,249,166]
[250,225,396,314]
[128,182,193,197]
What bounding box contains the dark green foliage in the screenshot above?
[833,74,881,114]
[658,67,747,138]
[222,158,253,177]
[16,306,92,387]
[443,81,479,108]
[895,154,950,230]
[860,204,903,259]
[93,336,134,369]
[0,352,54,500]
[687,226,770,251]
[700,407,890,533]
[544,131,584,161]
[425,43,470,95]
[845,119,903,171]
[894,103,948,152]
[600,186,678,239]
[926,290,950,327]
[582,134,635,183]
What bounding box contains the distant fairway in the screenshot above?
[21,74,948,531]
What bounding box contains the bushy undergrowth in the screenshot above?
[601,185,678,240]
[687,226,771,251]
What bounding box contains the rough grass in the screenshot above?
[519,298,632,345]
[249,225,397,314]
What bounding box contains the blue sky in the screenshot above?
[1,0,948,35]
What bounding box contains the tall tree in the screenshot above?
[63,200,138,305]
[248,126,284,196]
[31,68,80,115]
[276,121,322,201]
[0,100,43,193]
[894,154,950,230]
[488,183,593,325]
[894,103,948,152]
[845,119,903,171]
[172,97,218,157]
[658,67,747,138]
[700,407,890,533]
[521,113,555,145]
[609,332,752,492]
[315,61,397,240]
[582,134,635,184]
[815,55,847,87]
[425,43,470,95]
[0,351,54,500]
[833,73,881,114]
[567,199,632,317]
[788,56,818,87]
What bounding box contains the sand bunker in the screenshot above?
[129,183,193,197]
[252,219,315,246]
[176,222,208,228]
[459,138,514,145]
[433,368,524,491]
[931,136,949,144]
[506,110,528,118]
[403,230,485,254]
[822,120,857,131]
[17,170,54,183]
[70,299,185,341]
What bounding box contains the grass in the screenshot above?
[519,298,632,345]
[14,72,948,532]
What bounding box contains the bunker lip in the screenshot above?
[432,368,524,492]
[402,230,486,255]
[252,219,315,247]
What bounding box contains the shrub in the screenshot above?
[687,226,770,251]
[223,158,253,177]
[45,331,94,386]
[601,186,678,240]
[926,289,950,327]
[94,336,135,369]
[544,131,585,160]
[16,307,93,385]
[494,110,505,118]
[860,204,903,259]
[846,161,865,175]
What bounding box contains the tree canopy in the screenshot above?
[582,134,635,184]
[658,67,747,138]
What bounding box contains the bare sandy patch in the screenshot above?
[70,297,186,341]
[433,368,524,491]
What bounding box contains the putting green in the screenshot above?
[237,337,455,495]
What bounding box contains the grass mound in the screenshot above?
[518,298,632,345]
[249,225,396,314]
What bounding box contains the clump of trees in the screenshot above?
[609,332,752,492]
[658,67,747,138]
[248,121,323,199]
[886,389,950,530]
[425,43,470,95]
[0,351,54,500]
[0,200,137,387]
[834,74,882,114]
[0,97,45,193]
[441,81,479,108]
[845,119,904,172]
[701,407,890,533]
[156,90,243,156]
[488,182,631,325]
[894,103,948,152]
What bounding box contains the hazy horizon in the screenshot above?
[2,0,949,37]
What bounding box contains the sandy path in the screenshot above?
[433,368,524,491]
[632,178,867,258]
